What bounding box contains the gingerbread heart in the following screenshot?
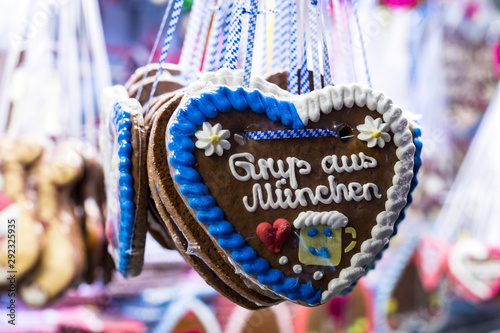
[447,239,500,302]
[414,235,449,291]
[100,86,149,277]
[163,69,420,306]
[257,219,292,254]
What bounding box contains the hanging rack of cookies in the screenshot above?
[99,0,421,312]
[6,0,500,332]
[0,0,112,308]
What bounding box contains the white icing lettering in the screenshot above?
[229,153,311,189]
[321,152,377,174]
[242,175,381,212]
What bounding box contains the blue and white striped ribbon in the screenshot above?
[203,1,227,72]
[135,0,173,101]
[308,0,322,90]
[272,0,286,71]
[260,0,268,75]
[317,0,333,86]
[185,0,213,82]
[300,38,310,94]
[178,0,203,78]
[287,0,299,95]
[352,0,372,87]
[223,1,243,70]
[147,0,184,108]
[218,2,234,69]
[278,2,291,69]
[242,0,259,87]
[241,128,339,140]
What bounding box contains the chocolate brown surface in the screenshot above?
[148,95,281,308]
[129,80,184,106]
[388,259,438,330]
[185,105,399,292]
[265,71,324,93]
[125,63,182,89]
[147,198,176,250]
[146,93,179,250]
[265,72,288,90]
[145,92,179,137]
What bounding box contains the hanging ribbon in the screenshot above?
[352,0,372,87]
[300,38,310,94]
[342,0,358,82]
[317,0,333,86]
[218,2,235,69]
[259,0,267,75]
[308,0,322,90]
[147,0,185,108]
[272,0,289,71]
[332,0,348,81]
[204,1,228,72]
[287,0,299,94]
[178,0,204,79]
[186,0,213,82]
[242,0,259,87]
[135,0,173,100]
[299,0,310,93]
[222,0,244,70]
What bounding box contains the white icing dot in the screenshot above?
[279,256,288,265]
[313,271,324,280]
[293,265,303,274]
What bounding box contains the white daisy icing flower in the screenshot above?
[356,115,391,148]
[195,122,231,156]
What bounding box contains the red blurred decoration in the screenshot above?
[464,1,479,20]
[382,0,418,9]
[493,41,500,78]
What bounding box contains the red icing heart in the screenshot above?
[256,219,291,254]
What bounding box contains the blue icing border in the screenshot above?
[340,124,423,296]
[169,86,321,304]
[168,86,421,304]
[113,102,137,277]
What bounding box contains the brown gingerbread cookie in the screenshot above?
[0,137,45,288]
[70,142,109,284]
[20,145,86,307]
[124,63,182,89]
[99,87,149,277]
[153,69,419,307]
[125,64,184,106]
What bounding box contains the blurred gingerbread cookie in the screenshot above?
[20,145,86,307]
[0,137,45,289]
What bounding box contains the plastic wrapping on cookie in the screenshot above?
[101,99,146,277]
[166,71,417,305]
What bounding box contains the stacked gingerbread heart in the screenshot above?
[100,0,422,310]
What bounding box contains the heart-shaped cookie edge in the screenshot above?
[447,239,500,302]
[100,89,148,277]
[168,70,417,304]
